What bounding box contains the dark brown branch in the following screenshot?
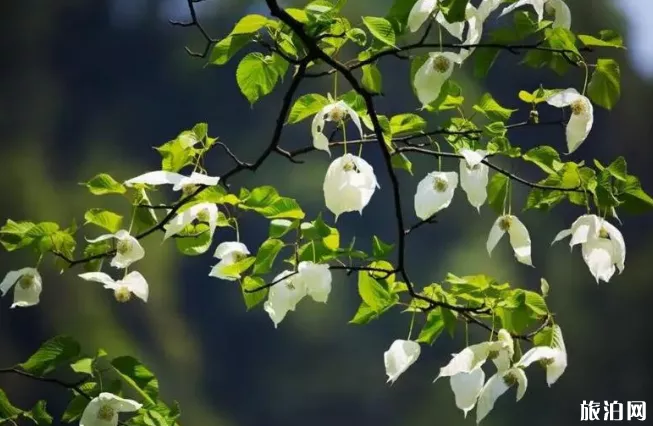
[169,0,216,58]
[0,367,92,400]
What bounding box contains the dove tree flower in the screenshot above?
[552,214,625,283]
[298,261,332,303]
[546,88,593,154]
[323,154,379,220]
[209,242,250,281]
[414,171,458,220]
[384,339,421,384]
[414,52,463,107]
[0,267,42,308]
[312,100,363,154]
[476,366,528,424]
[459,149,489,211]
[263,270,307,328]
[500,0,571,29]
[487,215,533,266]
[163,202,219,243]
[124,171,220,192]
[87,230,144,269]
[78,271,149,303]
[517,325,567,386]
[434,330,514,417]
[407,0,438,33]
[80,392,142,426]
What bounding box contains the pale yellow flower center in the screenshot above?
[570,99,586,115]
[499,216,513,232]
[232,252,247,263]
[285,280,296,291]
[433,55,451,73]
[97,404,115,421]
[467,162,481,171]
[328,106,347,122]
[502,372,518,387]
[182,184,199,197]
[197,209,210,223]
[19,274,35,290]
[599,227,609,239]
[116,239,133,255]
[114,286,132,303]
[343,161,360,173]
[433,177,448,192]
[487,350,499,360]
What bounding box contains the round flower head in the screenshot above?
[323,154,379,221]
[414,171,458,220]
[312,100,363,155]
[0,267,43,308]
[414,52,463,107]
[546,88,593,154]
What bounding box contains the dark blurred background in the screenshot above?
[1,0,652,425]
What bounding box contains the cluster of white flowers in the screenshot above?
[384,326,567,423]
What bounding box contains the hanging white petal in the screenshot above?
[414,171,459,220]
[450,366,486,417]
[163,202,218,242]
[414,52,463,107]
[487,215,533,266]
[546,0,572,29]
[407,0,439,33]
[517,325,567,386]
[78,271,149,303]
[87,230,145,269]
[384,339,421,384]
[476,368,528,423]
[0,267,43,308]
[298,261,332,303]
[80,392,142,426]
[263,270,307,327]
[323,153,379,220]
[459,149,489,211]
[546,88,593,153]
[124,171,219,192]
[209,242,250,281]
[311,100,363,155]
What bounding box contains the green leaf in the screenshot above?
[487,173,509,214]
[287,93,330,124]
[587,58,621,110]
[219,256,256,278]
[210,34,251,65]
[175,223,214,256]
[241,277,268,310]
[371,236,394,259]
[607,156,627,182]
[578,30,625,49]
[545,27,580,57]
[357,271,396,312]
[616,175,653,213]
[390,113,426,135]
[131,188,159,234]
[361,63,383,94]
[362,16,396,46]
[0,220,37,251]
[155,138,196,172]
[523,145,562,175]
[20,335,81,376]
[231,14,269,35]
[70,358,94,375]
[347,28,367,45]
[417,308,446,345]
[27,401,52,425]
[391,153,413,174]
[268,219,299,238]
[84,209,123,233]
[0,388,23,421]
[61,383,98,423]
[236,53,283,105]
[241,186,305,219]
[349,300,394,325]
[524,290,548,316]
[110,356,158,404]
[473,93,517,122]
[540,278,550,298]
[83,173,126,195]
[253,239,285,275]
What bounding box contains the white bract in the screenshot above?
[459,149,489,211]
[87,230,144,269]
[546,88,593,153]
[500,0,571,29]
[80,392,142,426]
[458,0,503,61]
[487,215,533,266]
[78,271,149,303]
[517,325,567,386]
[384,339,421,384]
[209,242,250,281]
[476,367,528,424]
[0,267,43,308]
[163,202,219,242]
[263,270,307,328]
[435,330,514,418]
[407,0,438,33]
[323,154,379,220]
[124,171,219,191]
[414,171,458,219]
[552,214,625,283]
[312,100,362,155]
[298,261,332,303]
[414,52,463,107]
